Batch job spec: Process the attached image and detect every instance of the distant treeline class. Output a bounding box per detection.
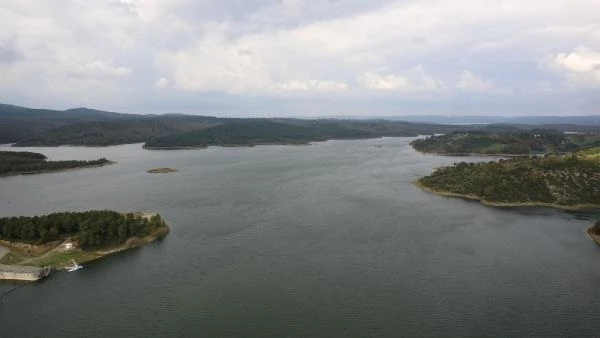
[143,119,474,148]
[418,155,600,206]
[4,102,600,147]
[411,130,600,155]
[0,210,166,249]
[0,151,111,175]
[144,120,375,148]
[13,117,218,146]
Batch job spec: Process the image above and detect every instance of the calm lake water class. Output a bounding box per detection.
[1,138,599,337]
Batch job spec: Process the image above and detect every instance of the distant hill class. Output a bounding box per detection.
[0,103,124,120]
[143,119,475,149]
[2,102,600,148]
[14,116,218,147]
[0,104,126,143]
[143,120,372,148]
[2,103,476,147]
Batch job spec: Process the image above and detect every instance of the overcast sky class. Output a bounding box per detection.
[1,0,599,116]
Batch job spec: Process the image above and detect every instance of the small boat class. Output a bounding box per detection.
[66,259,83,272]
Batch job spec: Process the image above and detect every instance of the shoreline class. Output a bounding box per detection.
[142,141,312,150]
[142,136,392,150]
[411,148,530,157]
[586,227,600,246]
[413,180,600,211]
[0,160,116,177]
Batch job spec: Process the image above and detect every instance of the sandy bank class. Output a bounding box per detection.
[0,245,8,260]
[587,227,600,246]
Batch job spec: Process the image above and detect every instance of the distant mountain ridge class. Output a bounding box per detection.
[2,102,600,147]
[0,103,124,120]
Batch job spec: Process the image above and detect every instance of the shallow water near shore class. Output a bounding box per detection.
[1,138,600,337]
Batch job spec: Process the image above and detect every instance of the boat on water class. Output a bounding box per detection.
[66,259,83,272]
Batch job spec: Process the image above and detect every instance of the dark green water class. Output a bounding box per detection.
[1,138,599,337]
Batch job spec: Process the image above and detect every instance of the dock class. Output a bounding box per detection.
[0,264,51,281]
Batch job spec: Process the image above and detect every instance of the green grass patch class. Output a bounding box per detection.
[23,251,100,268]
[0,251,26,265]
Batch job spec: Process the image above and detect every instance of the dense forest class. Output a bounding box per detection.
[0,210,167,249]
[143,119,483,148]
[0,104,125,144]
[4,102,600,148]
[0,151,111,176]
[13,116,219,146]
[411,130,600,155]
[144,120,373,148]
[418,155,600,207]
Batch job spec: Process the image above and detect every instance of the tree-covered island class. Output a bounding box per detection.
[0,210,170,269]
[0,151,113,176]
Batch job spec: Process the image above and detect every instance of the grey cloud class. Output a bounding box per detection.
[0,0,599,116]
[0,46,22,63]
[0,39,23,63]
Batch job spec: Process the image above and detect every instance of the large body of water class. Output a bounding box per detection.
[1,138,599,337]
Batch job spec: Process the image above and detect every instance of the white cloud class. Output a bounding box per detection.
[550,46,600,86]
[67,61,132,78]
[361,66,445,92]
[154,77,171,89]
[274,80,348,92]
[456,71,493,91]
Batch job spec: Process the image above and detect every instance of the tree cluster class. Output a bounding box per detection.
[0,210,166,249]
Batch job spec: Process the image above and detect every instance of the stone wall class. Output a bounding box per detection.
[0,265,50,281]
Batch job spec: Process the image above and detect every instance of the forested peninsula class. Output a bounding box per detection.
[411,131,600,155]
[0,151,112,176]
[415,154,600,209]
[0,210,169,269]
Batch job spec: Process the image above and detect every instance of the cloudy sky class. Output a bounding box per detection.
[1,0,599,116]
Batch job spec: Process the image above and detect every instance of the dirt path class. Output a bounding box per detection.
[0,245,8,260]
[19,240,69,265]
